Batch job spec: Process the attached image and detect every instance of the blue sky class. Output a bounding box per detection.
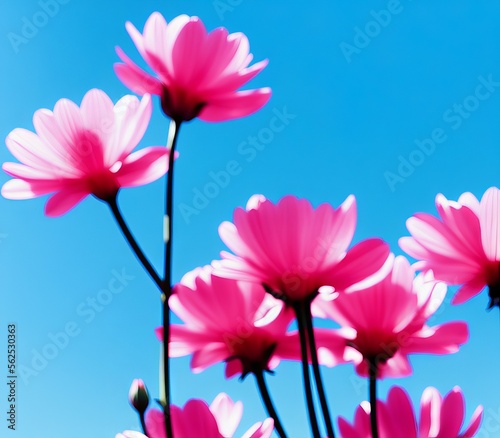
[1,1,500,436]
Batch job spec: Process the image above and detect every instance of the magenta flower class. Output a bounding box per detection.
[316,256,469,378]
[338,386,483,438]
[213,194,390,304]
[114,12,271,122]
[400,187,500,307]
[2,89,171,217]
[128,393,274,438]
[156,266,305,378]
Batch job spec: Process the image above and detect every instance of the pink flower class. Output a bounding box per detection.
[316,256,469,378]
[338,386,483,438]
[213,194,390,304]
[157,266,303,378]
[117,433,147,438]
[139,393,274,438]
[400,187,500,307]
[2,89,171,217]
[114,12,271,122]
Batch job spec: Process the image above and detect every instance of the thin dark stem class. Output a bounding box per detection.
[294,304,321,438]
[254,371,288,438]
[139,412,148,437]
[163,119,181,438]
[107,196,162,290]
[304,302,335,438]
[368,359,379,438]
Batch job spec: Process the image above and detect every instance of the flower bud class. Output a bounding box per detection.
[129,379,150,414]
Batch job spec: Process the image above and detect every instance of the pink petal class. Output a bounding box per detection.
[419,387,442,437]
[241,418,274,438]
[169,325,218,356]
[403,322,468,355]
[115,146,170,187]
[460,405,483,437]
[310,328,351,367]
[52,97,84,149]
[124,21,147,62]
[201,60,269,96]
[327,238,391,291]
[114,48,164,95]
[480,187,500,261]
[6,128,73,175]
[377,353,413,378]
[44,184,89,217]
[224,359,243,379]
[111,94,152,160]
[145,409,166,438]
[1,177,63,199]
[178,399,221,437]
[451,280,486,304]
[223,32,251,73]
[170,17,208,87]
[200,89,272,122]
[439,388,465,437]
[385,387,417,438]
[209,393,242,437]
[190,344,229,373]
[458,192,480,215]
[80,89,115,142]
[435,194,485,258]
[146,13,190,77]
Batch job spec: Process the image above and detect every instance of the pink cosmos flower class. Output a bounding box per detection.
[338,386,483,438]
[212,194,390,304]
[1,89,171,217]
[114,12,271,122]
[316,256,469,378]
[156,266,316,378]
[123,393,274,438]
[400,187,500,307]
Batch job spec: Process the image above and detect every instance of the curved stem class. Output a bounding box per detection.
[304,302,335,438]
[294,303,321,438]
[254,371,288,438]
[107,196,162,290]
[368,359,379,438]
[163,119,181,438]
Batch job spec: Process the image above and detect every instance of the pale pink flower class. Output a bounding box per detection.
[213,194,390,304]
[116,432,148,438]
[142,393,274,438]
[114,12,271,122]
[338,386,483,438]
[400,187,500,307]
[156,266,312,378]
[2,89,171,217]
[316,256,469,378]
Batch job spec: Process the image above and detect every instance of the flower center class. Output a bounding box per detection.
[348,330,400,364]
[224,328,276,376]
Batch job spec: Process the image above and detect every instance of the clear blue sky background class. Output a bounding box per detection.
[1,1,500,437]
